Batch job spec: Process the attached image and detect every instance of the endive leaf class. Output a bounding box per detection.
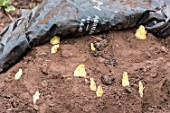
[90,78,97,91]
[122,72,130,87]
[135,25,147,40]
[50,36,60,45]
[74,64,86,77]
[96,86,103,97]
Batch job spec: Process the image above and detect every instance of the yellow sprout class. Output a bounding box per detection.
[90,43,96,51]
[122,72,130,87]
[90,78,97,91]
[139,81,144,97]
[14,69,23,80]
[50,36,60,45]
[51,44,59,54]
[74,64,86,77]
[135,25,147,40]
[96,86,103,97]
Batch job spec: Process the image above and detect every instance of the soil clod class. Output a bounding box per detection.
[101,76,115,85]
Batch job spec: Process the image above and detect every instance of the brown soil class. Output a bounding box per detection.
[0,0,170,113]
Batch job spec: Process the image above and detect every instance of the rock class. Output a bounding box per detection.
[101,76,115,85]
[160,46,168,53]
[94,39,109,51]
[104,58,117,67]
[12,101,19,108]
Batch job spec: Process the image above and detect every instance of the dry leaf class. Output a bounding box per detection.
[122,72,130,87]
[14,69,23,80]
[74,64,86,77]
[51,44,59,54]
[139,81,144,97]
[50,36,60,45]
[96,86,103,97]
[90,78,97,91]
[33,91,40,104]
[90,43,96,51]
[135,25,147,40]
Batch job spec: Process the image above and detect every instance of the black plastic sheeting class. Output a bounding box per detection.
[0,0,169,72]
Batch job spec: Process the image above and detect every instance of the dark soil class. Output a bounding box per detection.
[0,0,170,113]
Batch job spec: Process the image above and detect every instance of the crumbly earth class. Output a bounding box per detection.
[0,0,170,113]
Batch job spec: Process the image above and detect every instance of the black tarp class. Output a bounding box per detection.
[0,0,169,72]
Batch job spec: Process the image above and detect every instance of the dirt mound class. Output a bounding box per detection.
[0,29,169,112]
[0,0,170,112]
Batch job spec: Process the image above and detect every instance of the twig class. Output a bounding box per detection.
[6,13,14,21]
[2,7,14,22]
